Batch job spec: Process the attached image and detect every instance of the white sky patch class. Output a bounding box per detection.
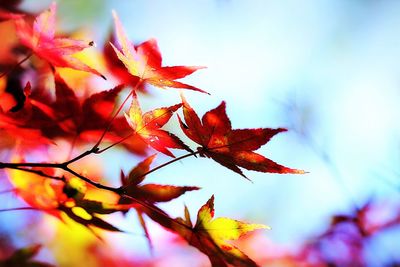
[334,79,399,168]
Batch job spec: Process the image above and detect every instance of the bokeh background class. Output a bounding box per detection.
[1,0,400,266]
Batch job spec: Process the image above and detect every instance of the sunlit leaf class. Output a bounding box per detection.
[14,2,104,78]
[124,92,191,157]
[111,11,207,93]
[179,96,305,179]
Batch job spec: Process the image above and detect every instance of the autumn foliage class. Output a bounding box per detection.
[1,2,399,267]
[0,2,307,266]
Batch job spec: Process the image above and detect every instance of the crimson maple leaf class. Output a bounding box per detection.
[14,2,104,78]
[0,82,56,150]
[118,154,199,250]
[120,154,199,204]
[124,91,192,157]
[111,11,207,93]
[50,75,147,155]
[178,96,305,179]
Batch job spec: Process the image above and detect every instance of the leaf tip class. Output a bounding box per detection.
[295,169,308,174]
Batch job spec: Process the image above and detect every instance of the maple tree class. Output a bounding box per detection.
[0,2,309,266]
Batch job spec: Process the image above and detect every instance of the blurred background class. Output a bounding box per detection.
[1,0,400,266]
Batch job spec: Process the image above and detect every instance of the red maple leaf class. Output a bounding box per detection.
[120,154,199,204]
[178,96,305,179]
[111,11,207,93]
[0,82,56,150]
[124,91,192,157]
[103,31,146,91]
[118,154,199,250]
[14,2,104,78]
[50,75,147,155]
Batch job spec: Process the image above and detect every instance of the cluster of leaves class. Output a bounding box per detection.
[0,2,304,266]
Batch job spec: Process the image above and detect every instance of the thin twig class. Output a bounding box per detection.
[64,167,121,193]
[63,147,99,166]
[95,132,134,154]
[0,207,42,212]
[93,80,142,150]
[0,53,32,79]
[126,150,200,186]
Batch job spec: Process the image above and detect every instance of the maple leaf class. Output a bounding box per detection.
[178,96,305,179]
[55,179,131,234]
[185,195,269,267]
[14,2,104,78]
[142,195,268,267]
[0,82,57,150]
[111,11,207,93]
[124,91,192,157]
[118,154,199,250]
[103,30,146,91]
[5,161,65,219]
[49,75,147,154]
[120,154,199,203]
[5,162,125,234]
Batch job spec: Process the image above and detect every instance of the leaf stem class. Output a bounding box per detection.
[121,194,192,230]
[93,79,142,150]
[63,147,99,166]
[95,132,134,154]
[131,150,200,183]
[0,207,42,212]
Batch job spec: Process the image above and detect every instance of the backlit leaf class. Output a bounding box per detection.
[179,96,305,179]
[14,2,104,78]
[111,11,207,93]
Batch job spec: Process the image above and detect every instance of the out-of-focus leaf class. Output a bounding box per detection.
[0,244,54,267]
[14,2,103,78]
